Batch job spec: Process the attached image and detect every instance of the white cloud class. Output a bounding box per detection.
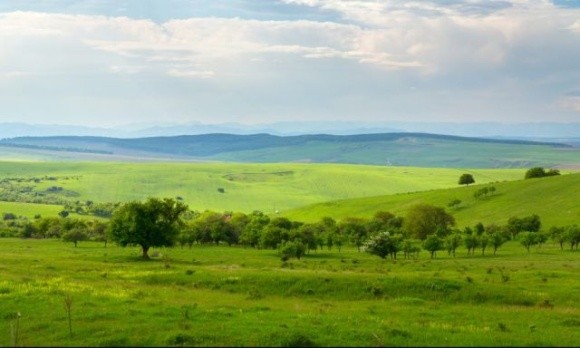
[0,2,579,125]
[559,96,580,112]
[167,68,215,79]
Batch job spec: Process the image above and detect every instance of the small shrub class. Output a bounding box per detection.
[280,332,318,347]
[389,329,411,338]
[539,299,554,309]
[370,285,383,297]
[166,333,196,347]
[497,322,510,332]
[247,287,264,300]
[97,336,130,347]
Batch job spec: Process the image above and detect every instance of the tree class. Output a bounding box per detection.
[488,231,506,255]
[565,225,579,250]
[107,197,188,259]
[363,231,402,260]
[366,211,399,233]
[521,214,541,232]
[519,232,539,253]
[62,228,88,247]
[87,219,108,247]
[240,211,269,248]
[525,167,560,179]
[464,234,479,256]
[297,223,321,254]
[445,232,462,257]
[279,240,306,261]
[404,204,455,240]
[525,167,546,179]
[447,199,462,210]
[423,235,444,259]
[458,173,475,186]
[479,233,489,255]
[338,217,368,251]
[549,226,566,250]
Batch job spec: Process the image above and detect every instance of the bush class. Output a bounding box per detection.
[279,240,306,260]
[166,333,196,346]
[280,332,318,347]
[525,167,560,179]
[3,213,16,220]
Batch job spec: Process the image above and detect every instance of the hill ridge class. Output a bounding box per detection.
[0,132,577,168]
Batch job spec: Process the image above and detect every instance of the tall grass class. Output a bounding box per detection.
[0,238,577,346]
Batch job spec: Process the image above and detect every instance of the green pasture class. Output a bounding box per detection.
[283,172,580,228]
[0,201,62,219]
[0,238,577,346]
[0,161,526,214]
[210,138,580,168]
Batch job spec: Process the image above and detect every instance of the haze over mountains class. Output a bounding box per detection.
[1,121,579,144]
[1,132,578,169]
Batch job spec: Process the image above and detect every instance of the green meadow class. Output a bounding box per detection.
[0,161,526,215]
[0,160,578,347]
[283,172,580,228]
[0,201,62,219]
[0,238,578,347]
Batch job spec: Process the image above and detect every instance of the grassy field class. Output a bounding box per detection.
[0,238,577,347]
[0,201,62,219]
[0,161,527,215]
[211,137,580,168]
[283,172,580,228]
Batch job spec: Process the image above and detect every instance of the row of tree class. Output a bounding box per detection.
[2,198,578,260]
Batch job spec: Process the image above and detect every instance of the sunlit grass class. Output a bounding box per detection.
[0,238,577,346]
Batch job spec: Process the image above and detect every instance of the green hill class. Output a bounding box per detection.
[0,161,526,214]
[282,172,580,229]
[1,132,578,168]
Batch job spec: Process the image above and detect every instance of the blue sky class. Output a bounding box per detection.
[0,0,579,127]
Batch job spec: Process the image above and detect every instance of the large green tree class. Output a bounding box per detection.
[107,197,188,259]
[404,204,455,240]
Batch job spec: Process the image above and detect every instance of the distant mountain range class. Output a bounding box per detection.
[0,132,578,168]
[0,121,579,145]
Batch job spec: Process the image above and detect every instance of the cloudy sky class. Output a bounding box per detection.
[0,0,579,127]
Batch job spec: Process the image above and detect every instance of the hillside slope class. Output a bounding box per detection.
[0,161,526,214]
[282,173,580,228]
[1,133,578,168]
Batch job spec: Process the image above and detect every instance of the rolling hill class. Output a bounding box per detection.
[1,132,578,168]
[0,162,527,214]
[282,172,580,229]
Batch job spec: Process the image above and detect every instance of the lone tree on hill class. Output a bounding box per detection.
[107,197,188,259]
[458,173,475,186]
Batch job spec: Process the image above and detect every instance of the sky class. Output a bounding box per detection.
[0,0,579,128]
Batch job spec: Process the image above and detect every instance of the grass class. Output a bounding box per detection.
[3,134,579,168]
[283,172,580,228]
[0,201,62,219]
[209,137,580,168]
[0,238,577,346]
[0,161,527,215]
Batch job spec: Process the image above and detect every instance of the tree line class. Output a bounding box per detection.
[1,197,578,260]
